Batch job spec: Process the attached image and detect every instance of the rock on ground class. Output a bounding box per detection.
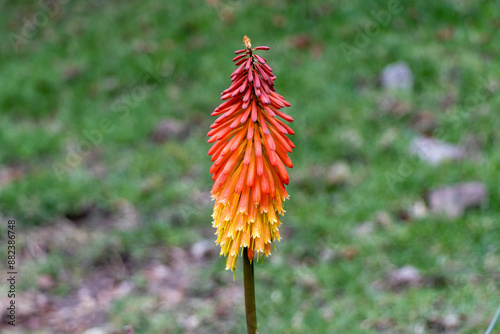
[381,62,413,91]
[427,182,488,218]
[409,136,466,165]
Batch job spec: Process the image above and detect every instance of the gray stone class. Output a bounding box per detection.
[381,62,413,91]
[409,136,465,165]
[427,182,487,218]
[388,265,422,288]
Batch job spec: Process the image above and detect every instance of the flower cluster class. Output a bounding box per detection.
[208,36,294,270]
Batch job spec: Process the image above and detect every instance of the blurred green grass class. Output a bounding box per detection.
[1,0,500,333]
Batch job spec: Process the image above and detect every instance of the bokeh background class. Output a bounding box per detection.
[1,0,500,333]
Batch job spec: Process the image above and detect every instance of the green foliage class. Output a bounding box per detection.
[0,0,499,333]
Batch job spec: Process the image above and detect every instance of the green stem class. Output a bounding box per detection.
[485,305,500,334]
[243,248,257,334]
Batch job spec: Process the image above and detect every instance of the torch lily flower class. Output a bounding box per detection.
[208,36,294,270]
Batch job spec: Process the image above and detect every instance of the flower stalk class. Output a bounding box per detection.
[243,248,257,334]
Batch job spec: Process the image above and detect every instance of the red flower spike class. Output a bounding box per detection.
[208,36,294,271]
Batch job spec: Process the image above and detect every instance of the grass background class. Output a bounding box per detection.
[0,0,499,333]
